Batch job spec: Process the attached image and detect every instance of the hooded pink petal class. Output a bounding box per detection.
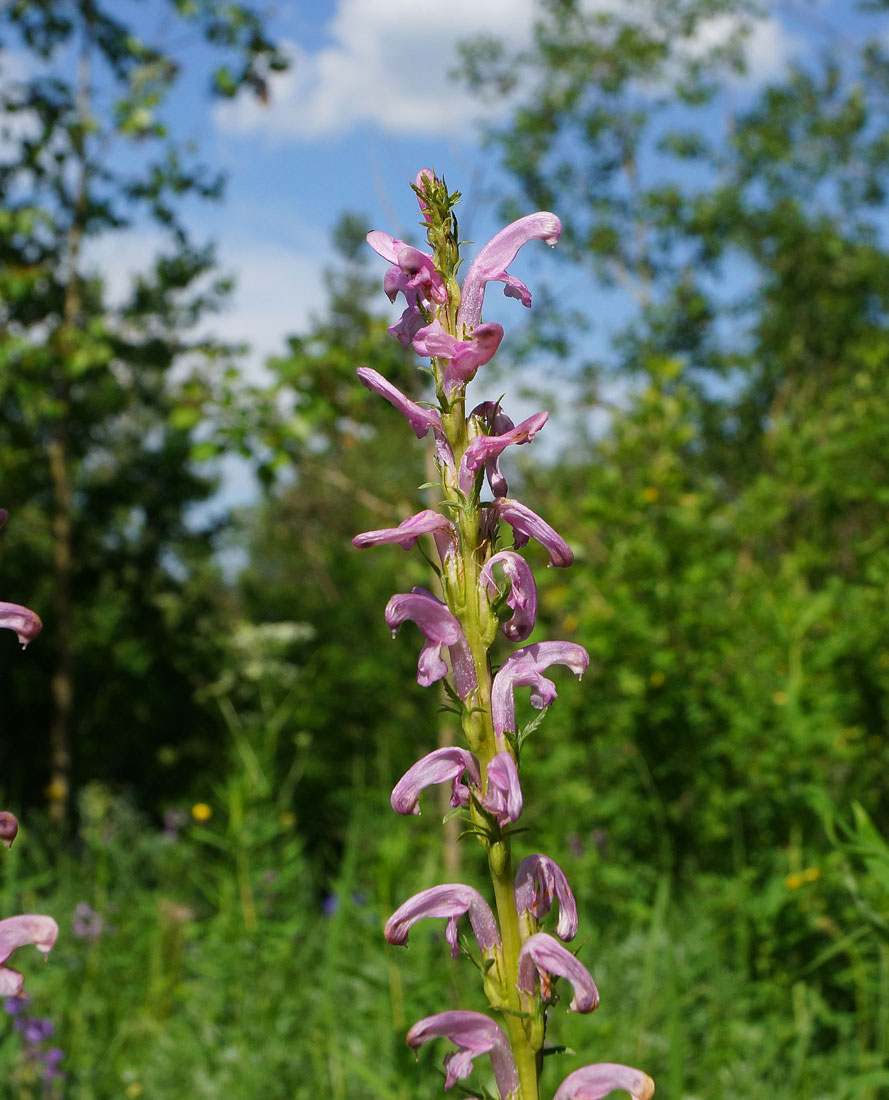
[0,914,59,999]
[353,510,457,553]
[458,212,562,329]
[492,498,573,567]
[413,320,505,395]
[407,1010,519,1099]
[391,747,482,816]
[514,854,578,941]
[553,1064,656,1100]
[481,752,523,826]
[386,884,500,959]
[480,551,538,643]
[386,588,477,698]
[491,641,589,740]
[518,932,599,1013]
[0,602,42,648]
[460,412,549,496]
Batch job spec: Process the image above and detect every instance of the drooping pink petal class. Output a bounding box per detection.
[386,884,500,960]
[356,368,442,440]
[482,752,523,826]
[480,551,538,643]
[492,498,573,567]
[460,411,549,496]
[353,510,457,553]
[385,588,477,698]
[0,915,59,999]
[491,641,589,740]
[0,811,18,849]
[458,212,562,329]
[518,932,599,1013]
[470,403,516,497]
[407,1010,519,1099]
[553,1063,656,1100]
[386,588,464,687]
[514,854,578,941]
[391,747,482,816]
[0,602,42,648]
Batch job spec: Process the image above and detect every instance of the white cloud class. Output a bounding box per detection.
[686,11,801,85]
[214,0,536,141]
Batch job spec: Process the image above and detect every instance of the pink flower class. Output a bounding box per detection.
[491,641,589,740]
[386,588,477,699]
[386,884,500,960]
[391,747,481,816]
[414,319,504,396]
[483,752,523,826]
[353,510,458,564]
[0,915,59,998]
[491,498,573,567]
[553,1064,656,1100]
[480,551,538,643]
[460,411,549,496]
[366,231,447,348]
[514,854,578,941]
[458,212,562,329]
[518,932,599,1013]
[407,1010,520,1099]
[0,511,41,648]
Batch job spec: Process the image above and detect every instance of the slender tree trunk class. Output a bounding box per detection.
[47,12,91,823]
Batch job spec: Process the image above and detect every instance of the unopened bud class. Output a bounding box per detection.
[0,811,19,848]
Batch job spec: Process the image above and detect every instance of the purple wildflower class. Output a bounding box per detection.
[480,551,538,643]
[553,1064,656,1100]
[413,319,505,395]
[385,884,501,960]
[514,854,578,942]
[385,587,477,698]
[458,212,562,329]
[518,932,599,1013]
[390,747,481,816]
[483,752,524,826]
[72,902,104,940]
[491,498,574,567]
[406,1010,520,1099]
[460,411,549,496]
[491,641,589,740]
[353,510,458,564]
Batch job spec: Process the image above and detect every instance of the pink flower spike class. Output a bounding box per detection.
[491,641,589,740]
[0,602,42,648]
[482,752,523,825]
[514,854,578,941]
[0,915,59,998]
[480,551,538,643]
[353,509,457,553]
[391,747,481,816]
[386,884,501,960]
[407,1010,520,1099]
[0,811,18,849]
[493,498,573,567]
[518,932,599,1013]
[460,412,549,496]
[458,212,562,329]
[356,368,443,440]
[553,1064,656,1100]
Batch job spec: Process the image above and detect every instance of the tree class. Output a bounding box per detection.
[458,0,889,870]
[0,0,286,819]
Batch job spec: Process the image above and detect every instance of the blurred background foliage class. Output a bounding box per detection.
[2,0,889,1097]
